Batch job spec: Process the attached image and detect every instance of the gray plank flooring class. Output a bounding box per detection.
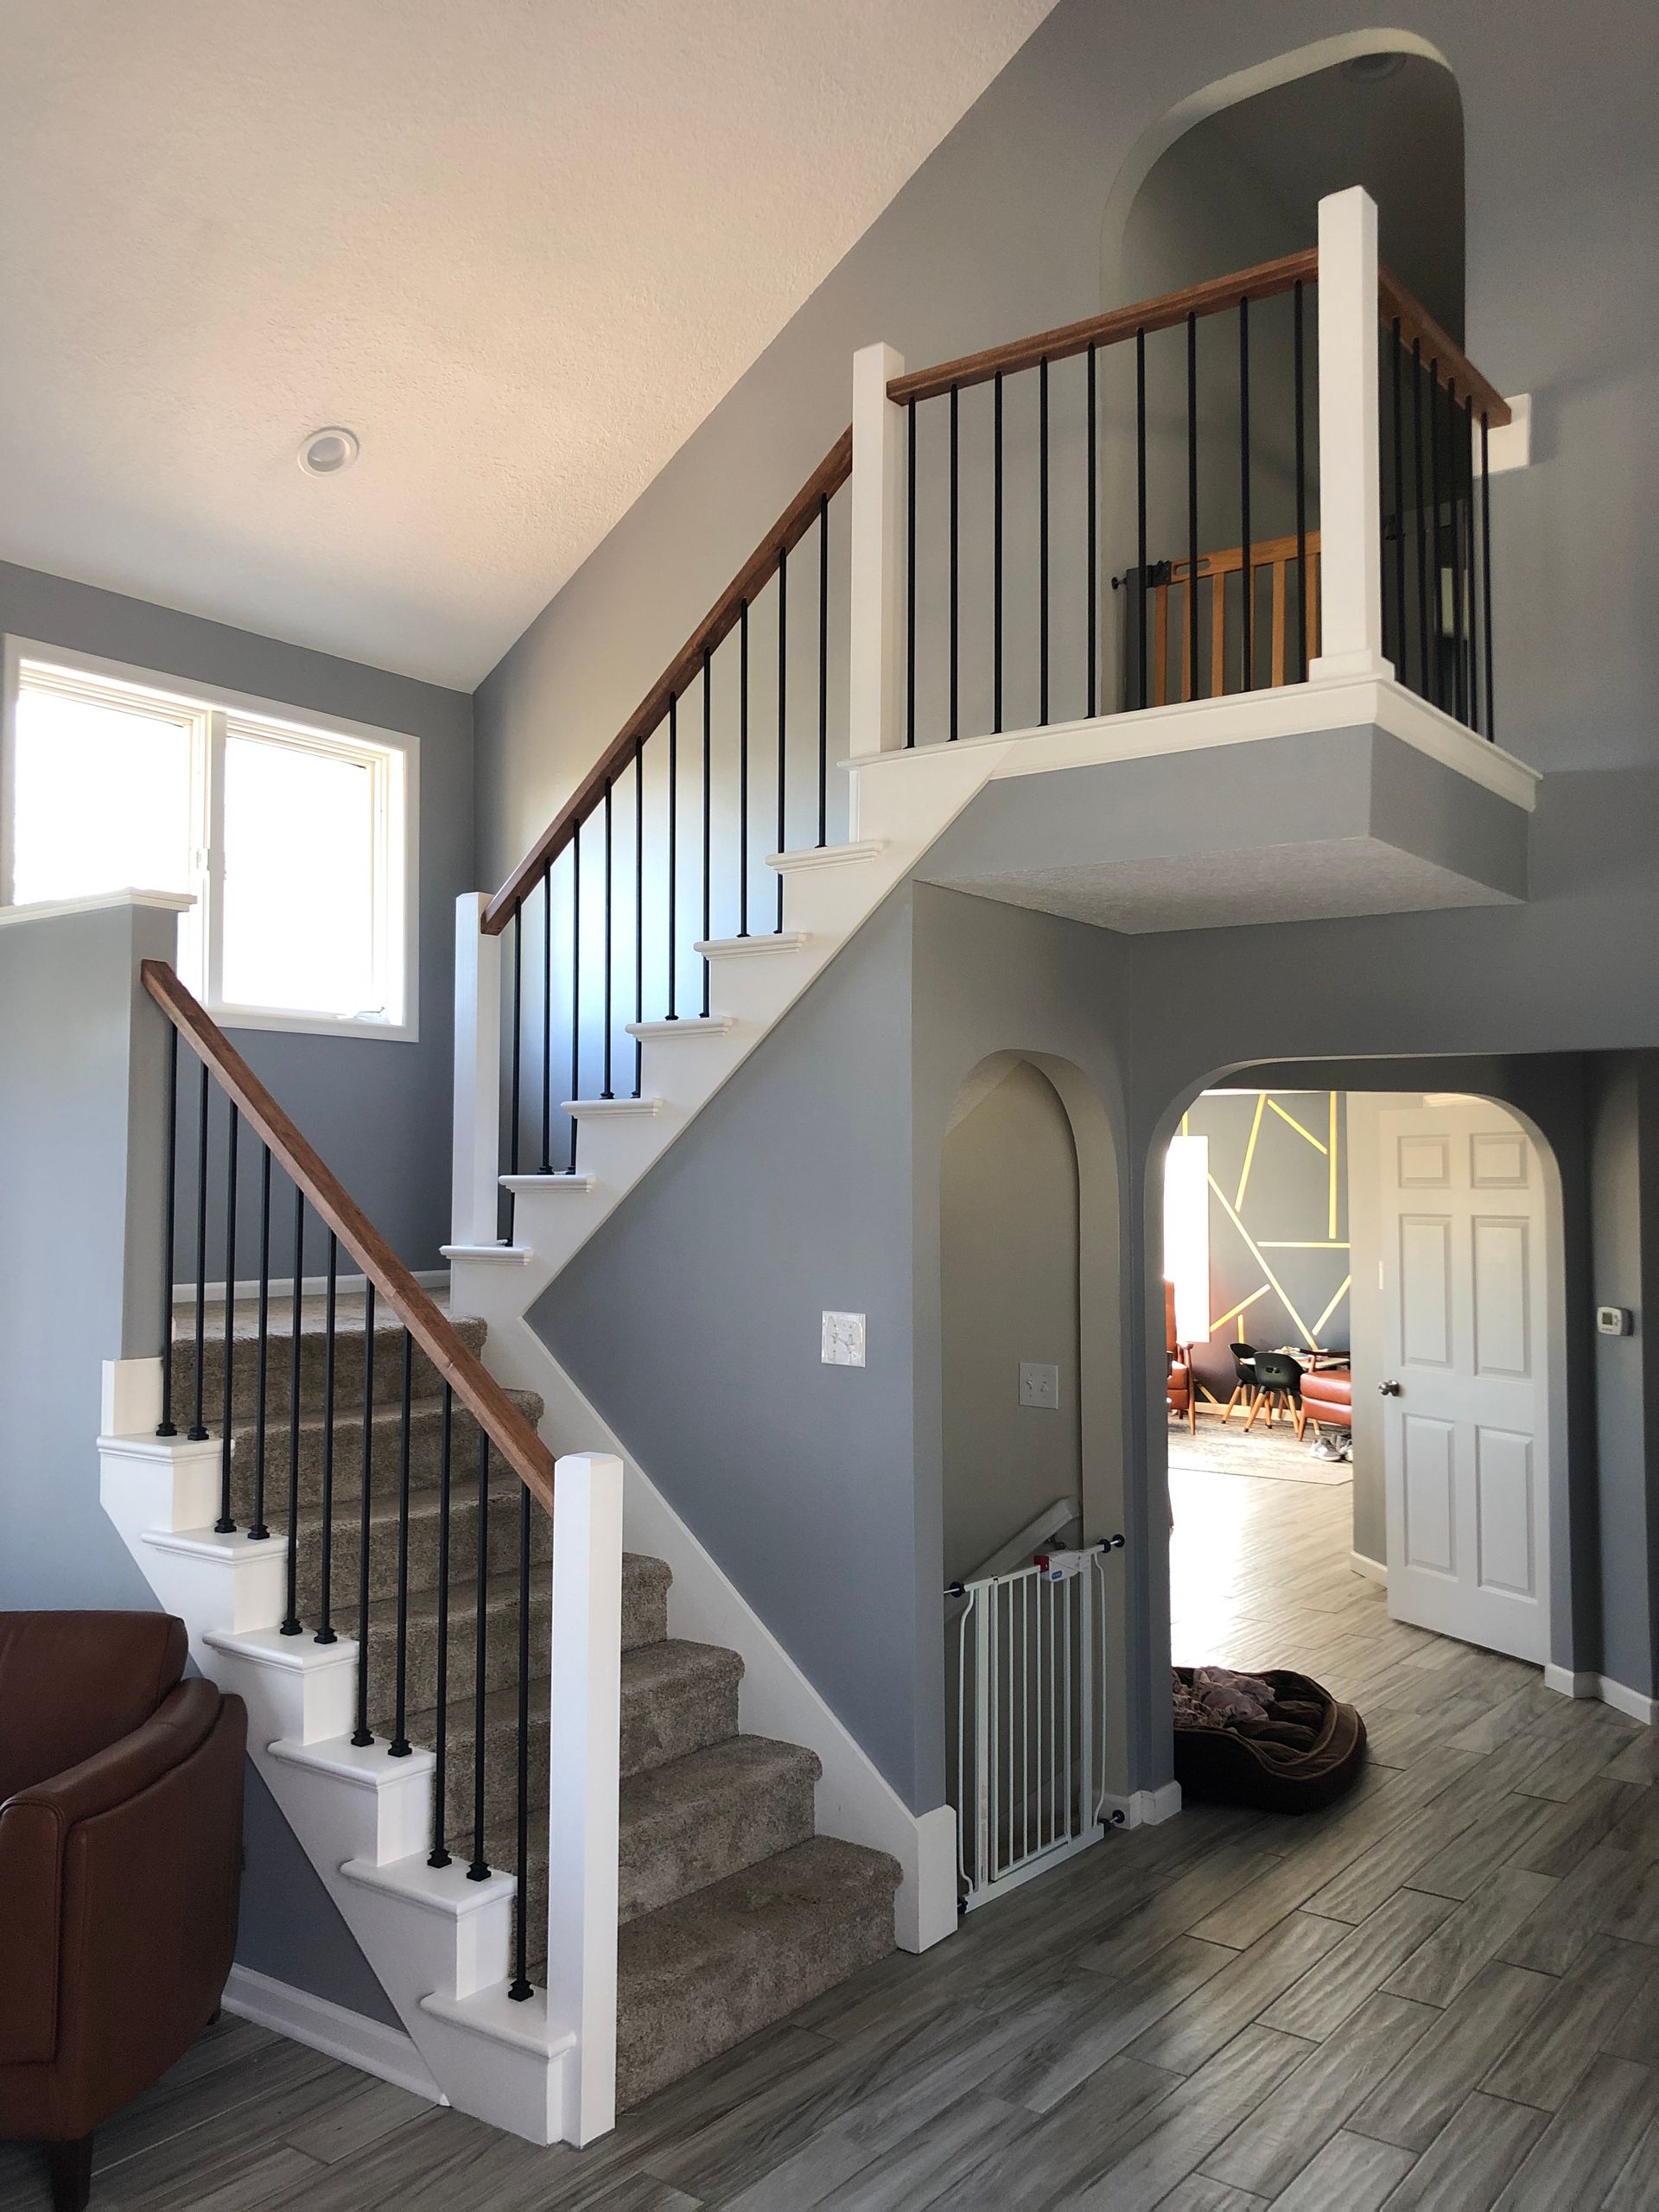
[3,1459,1657,2208]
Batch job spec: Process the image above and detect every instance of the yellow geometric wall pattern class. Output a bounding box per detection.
[1178,1090,1350,1404]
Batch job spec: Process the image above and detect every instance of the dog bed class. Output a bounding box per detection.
[1172,1664,1366,1813]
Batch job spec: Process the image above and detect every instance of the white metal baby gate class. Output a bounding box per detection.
[949,1544,1114,1910]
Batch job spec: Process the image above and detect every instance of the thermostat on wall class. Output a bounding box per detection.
[1597,1305,1633,1337]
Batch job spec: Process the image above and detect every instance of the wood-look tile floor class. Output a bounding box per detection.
[6,1464,1658,2209]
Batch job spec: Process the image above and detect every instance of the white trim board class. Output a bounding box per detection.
[1350,1551,1389,1586]
[848,672,1539,813]
[221,1965,447,2104]
[1543,1666,1656,1727]
[0,886,194,926]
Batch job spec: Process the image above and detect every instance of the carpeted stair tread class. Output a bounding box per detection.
[223,1388,543,1516]
[613,1837,902,2107]
[285,1472,549,1621]
[616,1734,821,1923]
[620,1637,743,1778]
[170,1307,488,1416]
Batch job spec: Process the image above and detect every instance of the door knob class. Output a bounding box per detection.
[1378,1379,1402,1395]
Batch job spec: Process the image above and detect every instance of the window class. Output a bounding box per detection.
[2,640,417,1039]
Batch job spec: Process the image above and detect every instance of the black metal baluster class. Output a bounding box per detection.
[1039,357,1051,725]
[1413,340,1430,702]
[1478,396,1486,734]
[539,862,553,1173]
[188,1062,209,1440]
[568,825,582,1162]
[351,1278,377,1745]
[1448,378,1466,725]
[157,1027,179,1437]
[509,1478,533,2001]
[1390,317,1406,684]
[1428,358,1445,710]
[1086,343,1098,717]
[701,649,712,1017]
[1188,311,1199,699]
[390,1328,414,1756]
[249,1147,271,1540]
[948,383,959,742]
[315,1231,340,1644]
[467,1431,491,1881]
[428,1384,454,1868]
[601,779,613,1096]
[507,901,523,1235]
[1239,297,1253,692]
[1135,328,1147,709]
[666,692,678,1018]
[817,494,829,848]
[906,396,917,747]
[993,370,1004,734]
[1480,410,1496,742]
[776,543,788,916]
[214,1103,238,1531]
[740,598,753,934]
[633,734,645,1092]
[281,1188,304,1635]
[1295,286,1310,682]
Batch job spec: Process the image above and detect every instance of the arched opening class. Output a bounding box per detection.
[1097,39,1465,708]
[1151,1075,1571,1801]
[937,1049,1135,1909]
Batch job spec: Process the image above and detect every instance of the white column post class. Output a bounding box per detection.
[849,341,907,765]
[545,1451,623,2148]
[451,893,502,1248]
[1308,187,1394,684]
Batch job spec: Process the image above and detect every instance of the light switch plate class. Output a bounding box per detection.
[1020,1361,1060,1409]
[822,1311,867,1367]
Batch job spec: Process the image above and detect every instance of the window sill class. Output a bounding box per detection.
[212,1003,419,1046]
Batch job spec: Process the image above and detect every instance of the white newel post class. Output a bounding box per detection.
[1308,187,1394,685]
[451,893,502,1249]
[546,1452,623,2147]
[849,341,907,777]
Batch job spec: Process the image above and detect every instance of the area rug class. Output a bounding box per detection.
[1168,1412,1352,1488]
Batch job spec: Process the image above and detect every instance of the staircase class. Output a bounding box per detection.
[161,1297,899,2113]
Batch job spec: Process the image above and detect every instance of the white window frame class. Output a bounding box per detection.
[0,635,419,1043]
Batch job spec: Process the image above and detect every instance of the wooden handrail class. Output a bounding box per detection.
[484,426,853,935]
[1376,270,1510,427]
[141,959,558,1515]
[887,249,1320,405]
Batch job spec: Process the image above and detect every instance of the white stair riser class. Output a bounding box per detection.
[696,945,822,1026]
[98,1379,576,2145]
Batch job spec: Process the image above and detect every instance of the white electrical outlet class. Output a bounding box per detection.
[1020,1362,1060,1409]
[822,1311,867,1367]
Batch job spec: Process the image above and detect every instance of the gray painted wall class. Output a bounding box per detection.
[940,1060,1082,1585]
[474,0,1659,864]
[0,899,397,2026]
[2,557,473,1273]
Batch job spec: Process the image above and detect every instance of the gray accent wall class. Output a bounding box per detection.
[0,898,397,2027]
[2,558,474,1272]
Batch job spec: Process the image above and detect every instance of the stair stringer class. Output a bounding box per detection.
[448,741,1019,1957]
[95,1359,587,2148]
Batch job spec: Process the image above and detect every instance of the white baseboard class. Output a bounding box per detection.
[1543,1665,1656,1726]
[1099,1782,1182,1829]
[222,1965,447,2103]
[1350,1551,1388,1586]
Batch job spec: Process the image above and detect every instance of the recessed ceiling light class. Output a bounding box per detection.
[299,427,359,476]
[1341,51,1407,83]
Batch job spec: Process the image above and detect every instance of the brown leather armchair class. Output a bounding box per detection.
[0,1613,245,2211]
[1165,1279,1196,1433]
[1300,1365,1353,1438]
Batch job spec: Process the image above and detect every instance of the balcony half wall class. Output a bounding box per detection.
[899,676,1534,935]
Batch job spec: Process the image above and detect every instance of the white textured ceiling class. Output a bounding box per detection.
[0,2,1055,688]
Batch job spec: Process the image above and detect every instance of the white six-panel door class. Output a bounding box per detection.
[1379,1102,1550,1663]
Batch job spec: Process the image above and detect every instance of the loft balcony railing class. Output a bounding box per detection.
[459,186,1511,1236]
